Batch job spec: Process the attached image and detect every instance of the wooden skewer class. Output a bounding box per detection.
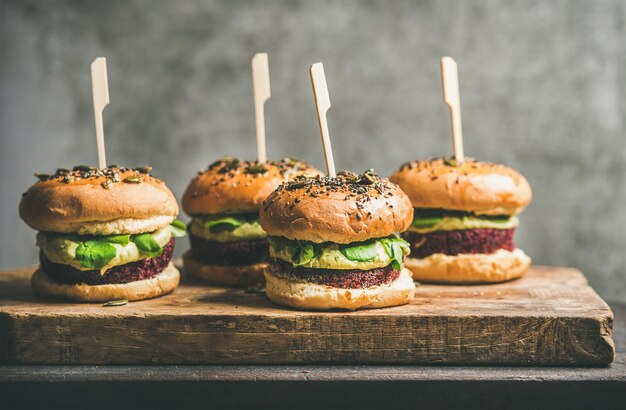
[441,56,464,164]
[252,53,271,164]
[91,57,110,169]
[309,62,336,177]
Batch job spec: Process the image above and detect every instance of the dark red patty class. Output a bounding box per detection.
[40,238,175,285]
[403,228,514,258]
[269,259,401,289]
[189,234,268,266]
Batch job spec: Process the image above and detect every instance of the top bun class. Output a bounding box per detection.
[390,158,532,215]
[260,170,414,244]
[19,166,179,235]
[182,157,321,215]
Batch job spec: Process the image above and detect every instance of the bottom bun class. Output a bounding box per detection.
[31,262,180,302]
[264,267,415,311]
[405,248,531,284]
[183,250,266,287]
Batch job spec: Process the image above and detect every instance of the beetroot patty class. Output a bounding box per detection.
[40,238,175,285]
[189,234,268,266]
[403,228,514,258]
[269,259,401,289]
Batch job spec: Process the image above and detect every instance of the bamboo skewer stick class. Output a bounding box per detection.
[91,57,110,169]
[441,56,465,164]
[252,53,271,163]
[309,62,336,177]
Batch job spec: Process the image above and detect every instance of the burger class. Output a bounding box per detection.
[390,157,532,284]
[19,165,185,302]
[182,157,321,287]
[260,170,416,310]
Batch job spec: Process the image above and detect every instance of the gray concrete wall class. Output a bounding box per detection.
[1,0,625,301]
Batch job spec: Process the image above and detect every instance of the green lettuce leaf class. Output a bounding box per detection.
[200,214,260,234]
[132,233,163,257]
[411,216,443,229]
[293,243,316,267]
[381,236,410,271]
[339,242,378,262]
[103,234,130,245]
[269,237,317,267]
[270,235,409,269]
[75,240,117,269]
[412,208,512,229]
[411,208,446,229]
[203,217,243,233]
[268,236,294,253]
[170,220,187,238]
[471,215,511,224]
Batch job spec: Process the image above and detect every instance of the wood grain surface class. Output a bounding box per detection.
[0,265,614,366]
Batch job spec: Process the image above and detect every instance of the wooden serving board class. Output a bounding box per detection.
[0,265,615,366]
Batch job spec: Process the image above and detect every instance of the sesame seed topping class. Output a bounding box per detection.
[33,165,152,189]
[265,169,398,209]
[397,157,507,173]
[198,156,314,185]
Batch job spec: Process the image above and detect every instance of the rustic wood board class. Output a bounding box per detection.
[0,265,615,366]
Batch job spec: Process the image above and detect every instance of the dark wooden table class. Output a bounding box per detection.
[0,265,616,367]
[0,302,624,409]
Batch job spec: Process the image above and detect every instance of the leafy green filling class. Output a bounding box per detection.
[339,243,378,263]
[105,234,131,245]
[292,243,317,267]
[412,208,512,229]
[380,237,408,271]
[75,240,118,270]
[268,237,318,267]
[169,220,187,237]
[268,235,409,270]
[132,233,163,257]
[200,214,259,233]
[48,221,186,270]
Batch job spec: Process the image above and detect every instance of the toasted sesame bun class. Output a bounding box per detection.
[260,171,414,244]
[390,158,532,215]
[31,262,180,302]
[19,167,178,234]
[264,267,415,310]
[182,250,266,287]
[182,158,321,215]
[405,248,531,284]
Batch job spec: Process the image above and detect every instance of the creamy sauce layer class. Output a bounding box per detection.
[409,215,519,234]
[190,217,266,242]
[37,227,171,273]
[270,241,409,270]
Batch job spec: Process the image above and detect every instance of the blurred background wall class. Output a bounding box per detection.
[1,0,625,302]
